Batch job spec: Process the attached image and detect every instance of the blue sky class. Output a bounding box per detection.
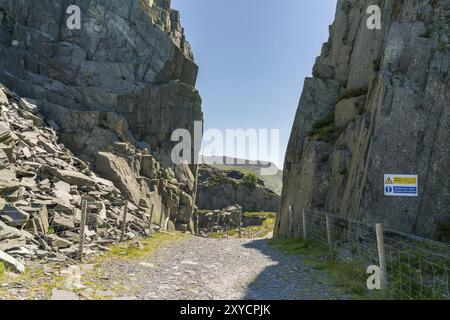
[172,0,337,168]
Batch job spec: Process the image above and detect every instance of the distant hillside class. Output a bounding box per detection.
[201,156,283,195]
[196,165,280,212]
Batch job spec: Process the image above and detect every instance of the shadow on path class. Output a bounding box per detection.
[241,239,348,300]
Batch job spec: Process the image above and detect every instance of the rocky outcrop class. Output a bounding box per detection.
[197,165,280,212]
[276,1,450,239]
[202,156,284,195]
[0,0,203,168]
[197,205,242,236]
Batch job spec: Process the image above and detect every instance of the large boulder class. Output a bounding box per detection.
[96,151,147,205]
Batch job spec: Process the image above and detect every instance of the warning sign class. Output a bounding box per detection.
[384,174,418,197]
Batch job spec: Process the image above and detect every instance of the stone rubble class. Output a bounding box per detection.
[197,205,242,236]
[0,84,198,270]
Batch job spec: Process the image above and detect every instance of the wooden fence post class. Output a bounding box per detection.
[376,223,388,293]
[159,206,165,229]
[196,213,200,235]
[302,209,307,239]
[239,207,242,238]
[148,204,155,235]
[120,200,128,242]
[165,208,171,231]
[325,212,333,255]
[79,200,87,262]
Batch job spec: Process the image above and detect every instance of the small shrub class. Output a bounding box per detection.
[437,41,446,51]
[336,87,369,103]
[391,0,404,21]
[372,58,381,72]
[423,27,434,39]
[436,218,450,244]
[242,172,260,186]
[312,111,335,131]
[308,123,344,145]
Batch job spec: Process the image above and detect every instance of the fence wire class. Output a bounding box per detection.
[0,200,167,262]
[289,208,449,300]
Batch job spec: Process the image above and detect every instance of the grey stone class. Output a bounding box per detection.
[47,234,73,249]
[51,289,79,301]
[0,249,25,273]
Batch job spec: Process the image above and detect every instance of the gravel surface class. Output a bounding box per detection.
[90,237,348,300]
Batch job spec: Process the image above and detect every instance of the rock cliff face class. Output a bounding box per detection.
[276,0,450,239]
[197,165,280,212]
[0,0,203,232]
[0,0,202,167]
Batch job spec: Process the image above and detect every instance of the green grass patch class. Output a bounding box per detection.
[0,262,5,279]
[336,87,369,103]
[308,124,344,144]
[241,172,260,187]
[312,111,335,131]
[210,212,276,239]
[97,232,187,260]
[307,111,344,144]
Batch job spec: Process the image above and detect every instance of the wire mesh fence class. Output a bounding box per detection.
[0,200,169,263]
[288,208,449,300]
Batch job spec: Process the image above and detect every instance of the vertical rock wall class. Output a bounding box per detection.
[276,0,450,239]
[0,0,203,167]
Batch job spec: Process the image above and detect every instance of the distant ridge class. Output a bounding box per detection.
[200,155,283,195]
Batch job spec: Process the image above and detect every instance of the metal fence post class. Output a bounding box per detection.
[302,209,307,239]
[120,200,128,242]
[376,223,388,294]
[325,212,333,255]
[79,200,87,262]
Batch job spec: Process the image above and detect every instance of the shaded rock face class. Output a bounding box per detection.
[276,0,450,239]
[196,165,280,212]
[0,84,160,261]
[0,0,203,168]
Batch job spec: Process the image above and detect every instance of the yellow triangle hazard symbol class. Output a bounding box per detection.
[385,177,393,184]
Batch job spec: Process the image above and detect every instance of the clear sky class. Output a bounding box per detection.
[172,0,338,169]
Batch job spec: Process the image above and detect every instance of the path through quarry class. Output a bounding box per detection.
[82,236,348,300]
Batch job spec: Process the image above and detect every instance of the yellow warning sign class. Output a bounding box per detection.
[385,177,393,184]
[394,177,417,185]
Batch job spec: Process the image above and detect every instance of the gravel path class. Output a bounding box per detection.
[90,237,348,300]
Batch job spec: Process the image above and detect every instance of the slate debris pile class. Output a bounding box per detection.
[0,84,158,272]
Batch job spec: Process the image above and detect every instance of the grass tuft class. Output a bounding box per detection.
[0,262,5,279]
[269,238,383,299]
[98,232,187,261]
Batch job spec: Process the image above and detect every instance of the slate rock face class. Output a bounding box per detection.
[276,0,450,239]
[0,0,203,167]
